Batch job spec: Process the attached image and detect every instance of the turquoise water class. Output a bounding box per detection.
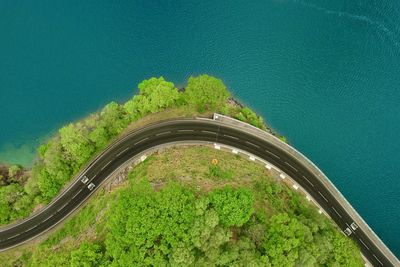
[1,0,399,256]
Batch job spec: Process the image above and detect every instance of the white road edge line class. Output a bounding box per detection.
[177,129,194,132]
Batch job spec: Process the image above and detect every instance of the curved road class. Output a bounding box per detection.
[0,118,398,266]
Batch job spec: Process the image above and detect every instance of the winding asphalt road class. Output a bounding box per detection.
[0,118,397,266]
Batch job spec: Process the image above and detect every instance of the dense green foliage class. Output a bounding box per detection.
[124,77,180,118]
[184,74,230,111]
[209,187,254,227]
[0,165,31,223]
[21,179,362,267]
[234,107,266,130]
[1,146,363,267]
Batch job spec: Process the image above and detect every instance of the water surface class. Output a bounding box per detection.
[0,0,399,256]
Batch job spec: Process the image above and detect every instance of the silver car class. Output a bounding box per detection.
[87,183,95,191]
[344,227,352,236]
[350,222,359,231]
[80,175,89,184]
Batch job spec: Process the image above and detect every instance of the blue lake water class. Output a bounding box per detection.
[0,0,399,256]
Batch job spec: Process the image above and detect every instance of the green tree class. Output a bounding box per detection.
[124,77,179,117]
[8,164,22,179]
[183,75,230,111]
[88,126,110,150]
[235,107,265,129]
[35,142,73,201]
[330,230,363,266]
[106,180,197,265]
[262,213,311,267]
[209,186,254,227]
[98,102,128,137]
[59,123,95,169]
[70,242,105,267]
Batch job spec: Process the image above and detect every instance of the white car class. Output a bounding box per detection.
[87,183,95,191]
[80,176,89,184]
[344,227,352,236]
[350,222,359,231]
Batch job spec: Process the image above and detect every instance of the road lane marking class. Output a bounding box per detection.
[249,156,255,161]
[332,207,342,218]
[285,161,298,172]
[279,173,286,179]
[116,147,130,157]
[223,134,239,140]
[359,238,370,250]
[265,164,272,170]
[101,160,112,171]
[57,202,69,212]
[245,141,260,148]
[72,188,83,200]
[6,233,21,240]
[318,191,329,202]
[42,216,52,223]
[24,225,38,233]
[302,175,314,187]
[265,149,280,159]
[156,131,171,136]
[177,129,194,132]
[372,254,383,266]
[134,137,149,145]
[201,130,217,135]
[292,184,299,190]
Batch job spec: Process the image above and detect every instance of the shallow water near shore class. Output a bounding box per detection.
[1,0,399,256]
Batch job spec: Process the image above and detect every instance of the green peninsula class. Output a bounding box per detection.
[0,75,363,266]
